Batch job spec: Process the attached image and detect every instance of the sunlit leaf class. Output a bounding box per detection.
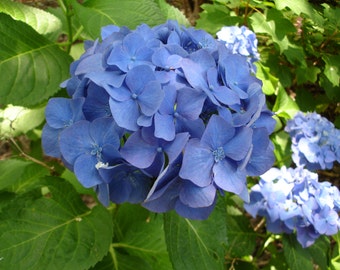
[0,105,45,138]
[0,177,113,270]
[323,54,340,87]
[0,0,61,39]
[71,0,167,39]
[274,0,324,25]
[272,86,299,119]
[0,13,72,107]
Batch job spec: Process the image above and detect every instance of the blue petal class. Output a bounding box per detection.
[201,115,235,150]
[154,113,176,141]
[175,199,216,220]
[74,154,102,188]
[163,132,189,164]
[109,98,139,131]
[41,124,61,158]
[120,130,157,168]
[177,87,206,120]
[138,81,164,116]
[59,120,92,165]
[179,181,216,208]
[223,126,252,161]
[179,139,214,187]
[89,118,120,148]
[213,160,247,199]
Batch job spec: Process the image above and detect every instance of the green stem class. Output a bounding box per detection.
[57,0,74,53]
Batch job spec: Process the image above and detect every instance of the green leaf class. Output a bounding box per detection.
[0,105,45,138]
[0,13,73,107]
[106,203,171,270]
[71,0,167,39]
[271,130,292,167]
[255,62,279,95]
[0,159,49,193]
[274,0,324,25]
[306,236,330,270]
[156,0,189,26]
[0,177,113,270]
[225,197,257,258]
[250,11,291,53]
[283,44,306,67]
[323,54,340,87]
[164,196,227,270]
[0,0,62,39]
[196,3,242,34]
[282,234,314,270]
[272,86,299,119]
[320,73,340,102]
[296,66,320,85]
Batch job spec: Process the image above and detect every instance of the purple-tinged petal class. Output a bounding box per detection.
[175,199,216,220]
[213,160,247,198]
[179,139,213,187]
[74,154,102,188]
[120,130,157,168]
[179,181,216,208]
[109,98,139,131]
[59,120,92,165]
[138,81,164,116]
[41,124,61,158]
[201,115,235,149]
[154,113,176,141]
[223,126,252,161]
[163,132,190,164]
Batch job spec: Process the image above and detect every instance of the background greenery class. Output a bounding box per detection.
[0,0,339,269]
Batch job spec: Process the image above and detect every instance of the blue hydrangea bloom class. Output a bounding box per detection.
[42,20,275,219]
[285,111,340,170]
[216,25,260,72]
[244,166,340,247]
[42,97,85,158]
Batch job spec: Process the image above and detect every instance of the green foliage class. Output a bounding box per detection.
[164,196,227,270]
[1,0,340,269]
[0,13,72,107]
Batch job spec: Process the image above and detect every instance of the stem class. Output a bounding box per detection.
[57,0,74,53]
[9,137,55,173]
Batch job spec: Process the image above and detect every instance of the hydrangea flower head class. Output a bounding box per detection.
[42,20,275,219]
[216,25,260,71]
[244,166,340,247]
[285,111,340,170]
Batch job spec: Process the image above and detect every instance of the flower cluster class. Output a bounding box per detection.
[216,25,260,72]
[42,20,275,219]
[244,166,340,247]
[285,111,340,170]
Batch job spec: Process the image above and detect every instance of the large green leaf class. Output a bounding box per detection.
[323,54,340,87]
[109,203,171,270]
[0,159,48,193]
[272,86,299,119]
[224,196,257,259]
[282,234,314,270]
[0,177,113,270]
[0,0,61,39]
[164,196,227,270]
[71,0,168,39]
[0,13,72,107]
[274,0,324,25]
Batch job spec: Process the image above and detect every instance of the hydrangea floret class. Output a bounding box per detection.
[285,111,340,170]
[42,20,275,219]
[216,25,260,72]
[244,166,340,247]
